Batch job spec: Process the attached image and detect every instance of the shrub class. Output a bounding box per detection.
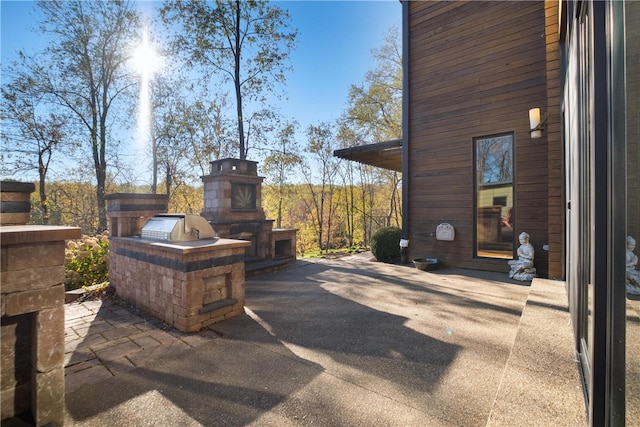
[370,226,402,262]
[64,231,110,291]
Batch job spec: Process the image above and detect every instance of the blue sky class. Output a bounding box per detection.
[1,0,400,125]
[281,1,401,127]
[1,1,401,181]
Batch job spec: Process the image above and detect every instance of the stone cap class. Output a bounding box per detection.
[207,158,259,176]
[105,193,169,201]
[112,236,251,255]
[1,181,35,193]
[106,193,168,217]
[0,225,81,245]
[1,181,36,225]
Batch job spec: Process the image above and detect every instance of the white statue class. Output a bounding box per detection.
[508,232,536,281]
[626,235,640,295]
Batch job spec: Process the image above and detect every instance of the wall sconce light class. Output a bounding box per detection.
[528,108,546,139]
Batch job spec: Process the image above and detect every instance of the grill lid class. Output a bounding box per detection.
[141,213,215,242]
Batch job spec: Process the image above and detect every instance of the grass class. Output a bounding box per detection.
[300,246,367,259]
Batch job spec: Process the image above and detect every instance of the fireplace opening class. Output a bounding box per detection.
[275,239,293,258]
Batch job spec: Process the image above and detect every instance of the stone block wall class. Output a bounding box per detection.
[105,193,168,237]
[201,173,266,223]
[202,159,264,221]
[212,220,274,259]
[272,228,298,259]
[109,237,251,333]
[1,225,81,426]
[1,181,35,226]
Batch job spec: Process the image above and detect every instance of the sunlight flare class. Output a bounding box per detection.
[133,29,161,156]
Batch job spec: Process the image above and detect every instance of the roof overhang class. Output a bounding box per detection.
[333,139,402,172]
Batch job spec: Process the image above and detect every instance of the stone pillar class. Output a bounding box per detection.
[1,225,81,426]
[1,181,35,226]
[105,193,168,237]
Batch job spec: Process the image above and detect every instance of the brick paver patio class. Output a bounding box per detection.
[64,297,219,394]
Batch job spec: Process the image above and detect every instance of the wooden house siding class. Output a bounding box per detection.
[407,1,550,274]
[544,0,563,279]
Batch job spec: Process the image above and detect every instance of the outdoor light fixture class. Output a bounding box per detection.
[529,108,546,139]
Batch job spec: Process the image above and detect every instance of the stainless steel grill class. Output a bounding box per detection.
[141,214,215,242]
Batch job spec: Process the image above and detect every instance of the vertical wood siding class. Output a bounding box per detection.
[408,1,550,274]
[544,0,564,279]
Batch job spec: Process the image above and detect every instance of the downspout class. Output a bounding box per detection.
[401,0,410,254]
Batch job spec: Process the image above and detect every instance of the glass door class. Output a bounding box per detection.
[564,0,594,401]
[623,1,640,424]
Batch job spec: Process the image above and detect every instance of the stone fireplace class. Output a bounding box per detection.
[202,159,272,259]
[201,158,297,268]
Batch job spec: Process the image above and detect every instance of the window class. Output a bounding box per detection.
[474,133,514,259]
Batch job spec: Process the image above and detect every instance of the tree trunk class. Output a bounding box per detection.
[96,167,107,233]
[38,156,49,225]
[151,104,157,194]
[386,172,399,227]
[234,1,245,160]
[277,197,282,228]
[349,182,355,246]
[165,161,172,197]
[97,107,108,233]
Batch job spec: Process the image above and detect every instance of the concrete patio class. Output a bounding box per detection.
[58,252,586,426]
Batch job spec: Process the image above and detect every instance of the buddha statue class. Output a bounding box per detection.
[626,235,640,295]
[508,232,536,281]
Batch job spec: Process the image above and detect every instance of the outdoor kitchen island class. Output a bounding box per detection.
[106,194,252,333]
[109,235,250,333]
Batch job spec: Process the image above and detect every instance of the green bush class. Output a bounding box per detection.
[370,226,402,262]
[64,231,110,291]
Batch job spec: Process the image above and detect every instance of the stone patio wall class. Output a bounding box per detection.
[1,224,80,426]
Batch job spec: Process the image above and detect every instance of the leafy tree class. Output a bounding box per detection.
[160,0,298,160]
[1,54,77,224]
[346,26,402,142]
[301,122,340,252]
[339,25,403,236]
[261,121,301,228]
[334,126,359,247]
[159,89,235,179]
[35,0,140,232]
[168,183,203,215]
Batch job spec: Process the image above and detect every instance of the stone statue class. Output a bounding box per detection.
[626,235,640,295]
[508,232,536,281]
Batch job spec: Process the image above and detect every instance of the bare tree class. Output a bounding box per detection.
[161,0,297,160]
[301,123,340,252]
[1,54,76,224]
